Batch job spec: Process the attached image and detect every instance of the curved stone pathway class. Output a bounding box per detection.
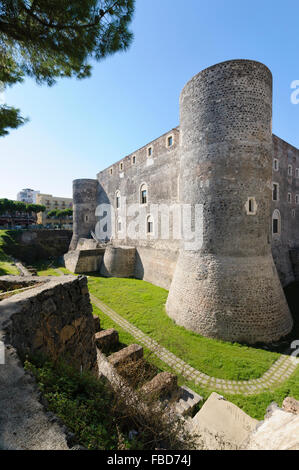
[90,294,299,396]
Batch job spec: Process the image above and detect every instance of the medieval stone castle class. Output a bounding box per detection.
[66,60,299,346]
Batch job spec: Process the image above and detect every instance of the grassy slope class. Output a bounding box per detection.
[32,260,73,276]
[15,266,296,421]
[0,230,19,275]
[88,276,278,381]
[94,304,299,420]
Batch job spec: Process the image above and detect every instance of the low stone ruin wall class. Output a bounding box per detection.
[3,229,72,263]
[0,275,97,371]
[64,248,105,274]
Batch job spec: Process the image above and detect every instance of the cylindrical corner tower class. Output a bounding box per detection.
[166,60,293,344]
[69,179,98,251]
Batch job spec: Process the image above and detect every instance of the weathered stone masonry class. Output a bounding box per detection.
[0,275,97,371]
[68,59,298,344]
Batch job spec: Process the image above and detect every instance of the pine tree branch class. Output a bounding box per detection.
[19,0,122,31]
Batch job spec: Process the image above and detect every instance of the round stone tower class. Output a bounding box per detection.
[166,60,293,344]
[69,179,98,251]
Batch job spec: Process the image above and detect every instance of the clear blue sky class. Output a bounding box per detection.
[1,0,298,200]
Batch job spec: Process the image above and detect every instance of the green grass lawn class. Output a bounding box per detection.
[6,258,295,421]
[0,230,19,275]
[88,276,279,382]
[31,259,73,276]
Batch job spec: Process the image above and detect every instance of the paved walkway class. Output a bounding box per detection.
[90,294,299,396]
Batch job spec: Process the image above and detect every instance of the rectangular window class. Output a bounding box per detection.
[288,165,293,176]
[288,193,292,203]
[148,221,153,233]
[273,159,279,171]
[148,147,152,157]
[132,156,136,164]
[168,136,173,147]
[296,168,299,178]
[296,195,299,205]
[273,183,279,201]
[273,218,278,234]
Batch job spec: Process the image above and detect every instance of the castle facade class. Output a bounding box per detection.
[69,60,299,344]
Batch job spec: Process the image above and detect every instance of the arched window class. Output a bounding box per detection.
[140,183,148,205]
[147,214,154,234]
[272,209,281,236]
[115,190,121,209]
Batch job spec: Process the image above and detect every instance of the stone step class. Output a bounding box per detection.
[141,372,178,399]
[93,315,101,333]
[174,386,203,417]
[95,328,119,350]
[108,344,143,368]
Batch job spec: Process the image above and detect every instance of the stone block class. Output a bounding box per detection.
[282,397,299,415]
[95,328,119,350]
[64,248,105,274]
[108,344,143,367]
[93,315,101,332]
[141,372,178,399]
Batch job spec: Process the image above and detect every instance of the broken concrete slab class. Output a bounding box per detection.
[245,403,299,450]
[191,392,258,450]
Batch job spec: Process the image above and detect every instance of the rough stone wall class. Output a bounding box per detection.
[100,246,136,278]
[64,248,104,274]
[4,229,72,263]
[69,179,99,251]
[166,60,293,343]
[271,135,299,285]
[0,275,97,371]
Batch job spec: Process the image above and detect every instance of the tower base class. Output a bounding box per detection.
[166,252,293,344]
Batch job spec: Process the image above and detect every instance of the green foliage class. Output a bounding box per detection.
[0,229,18,274]
[0,198,45,214]
[0,0,135,135]
[0,104,28,136]
[88,276,278,381]
[47,208,73,219]
[24,359,120,450]
[24,357,196,450]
